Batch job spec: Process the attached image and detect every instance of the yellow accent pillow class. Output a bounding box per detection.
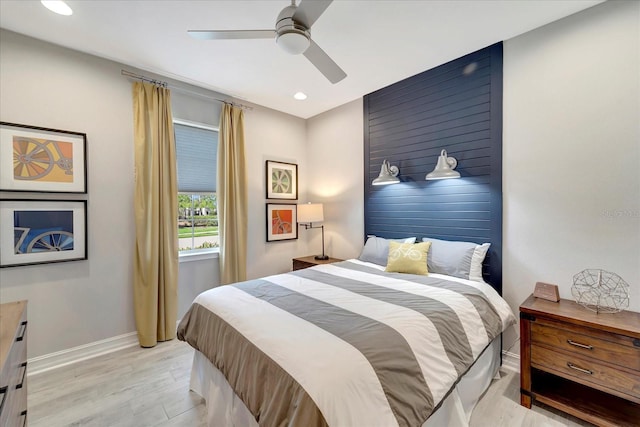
[385,241,431,275]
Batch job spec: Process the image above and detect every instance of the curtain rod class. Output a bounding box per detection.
[121,69,252,111]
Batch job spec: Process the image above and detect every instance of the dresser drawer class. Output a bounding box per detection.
[0,374,27,427]
[0,340,27,426]
[532,345,640,403]
[1,324,26,388]
[531,321,640,371]
[0,301,28,427]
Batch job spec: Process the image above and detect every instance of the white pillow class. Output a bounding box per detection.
[469,243,491,282]
[421,237,490,282]
[358,235,417,266]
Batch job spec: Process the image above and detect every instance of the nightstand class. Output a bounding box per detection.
[519,294,640,426]
[292,255,343,271]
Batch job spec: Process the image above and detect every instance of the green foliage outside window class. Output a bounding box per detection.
[178,194,219,251]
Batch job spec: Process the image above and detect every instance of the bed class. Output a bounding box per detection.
[178,249,516,427]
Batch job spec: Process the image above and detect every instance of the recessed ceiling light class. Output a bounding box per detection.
[294,92,307,101]
[41,1,73,16]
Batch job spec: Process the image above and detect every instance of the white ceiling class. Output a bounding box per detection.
[0,0,603,119]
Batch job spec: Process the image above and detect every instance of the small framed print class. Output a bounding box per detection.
[1,122,87,193]
[0,199,87,268]
[266,160,297,200]
[266,203,297,242]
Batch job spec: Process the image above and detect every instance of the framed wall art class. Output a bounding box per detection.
[266,160,297,200]
[0,199,87,267]
[266,203,297,242]
[0,121,87,193]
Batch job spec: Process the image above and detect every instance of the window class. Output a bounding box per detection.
[174,121,219,253]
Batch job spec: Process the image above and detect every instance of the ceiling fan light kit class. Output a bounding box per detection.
[276,4,311,55]
[276,28,310,55]
[188,0,346,84]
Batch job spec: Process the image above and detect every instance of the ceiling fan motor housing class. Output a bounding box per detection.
[275,4,310,55]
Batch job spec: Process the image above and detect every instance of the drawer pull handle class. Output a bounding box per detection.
[0,386,7,417]
[567,362,593,375]
[567,339,592,350]
[16,362,27,389]
[16,321,27,342]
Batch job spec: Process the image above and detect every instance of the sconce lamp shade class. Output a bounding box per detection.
[426,149,461,180]
[298,203,323,223]
[372,160,400,185]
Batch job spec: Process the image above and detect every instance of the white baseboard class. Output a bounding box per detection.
[501,350,520,373]
[27,331,139,377]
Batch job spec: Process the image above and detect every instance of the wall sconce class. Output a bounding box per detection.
[297,202,329,260]
[372,160,400,185]
[426,149,460,180]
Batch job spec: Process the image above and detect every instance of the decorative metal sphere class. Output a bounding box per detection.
[571,269,629,313]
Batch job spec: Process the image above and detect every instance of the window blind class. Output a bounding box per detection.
[174,123,218,193]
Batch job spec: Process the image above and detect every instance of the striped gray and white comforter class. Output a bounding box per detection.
[177,259,516,427]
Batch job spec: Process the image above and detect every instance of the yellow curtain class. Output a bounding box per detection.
[218,104,247,284]
[132,81,178,347]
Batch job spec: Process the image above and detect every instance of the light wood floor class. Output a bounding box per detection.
[28,339,592,426]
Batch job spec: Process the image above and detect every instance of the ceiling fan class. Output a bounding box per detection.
[188,0,347,84]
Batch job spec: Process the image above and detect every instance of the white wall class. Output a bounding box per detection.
[0,31,137,358]
[244,104,309,279]
[0,30,308,358]
[306,99,364,260]
[503,0,640,324]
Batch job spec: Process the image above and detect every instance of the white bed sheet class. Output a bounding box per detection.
[189,337,501,427]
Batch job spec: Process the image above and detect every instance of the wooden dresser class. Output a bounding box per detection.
[292,255,343,271]
[0,300,28,427]
[520,294,639,426]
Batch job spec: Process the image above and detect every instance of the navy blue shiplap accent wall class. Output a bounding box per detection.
[364,43,503,293]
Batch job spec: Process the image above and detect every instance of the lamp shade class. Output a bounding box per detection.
[372,160,400,185]
[425,149,461,180]
[298,203,323,223]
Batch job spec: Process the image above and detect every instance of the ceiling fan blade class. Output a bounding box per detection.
[293,0,332,28]
[188,30,275,40]
[303,39,346,84]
